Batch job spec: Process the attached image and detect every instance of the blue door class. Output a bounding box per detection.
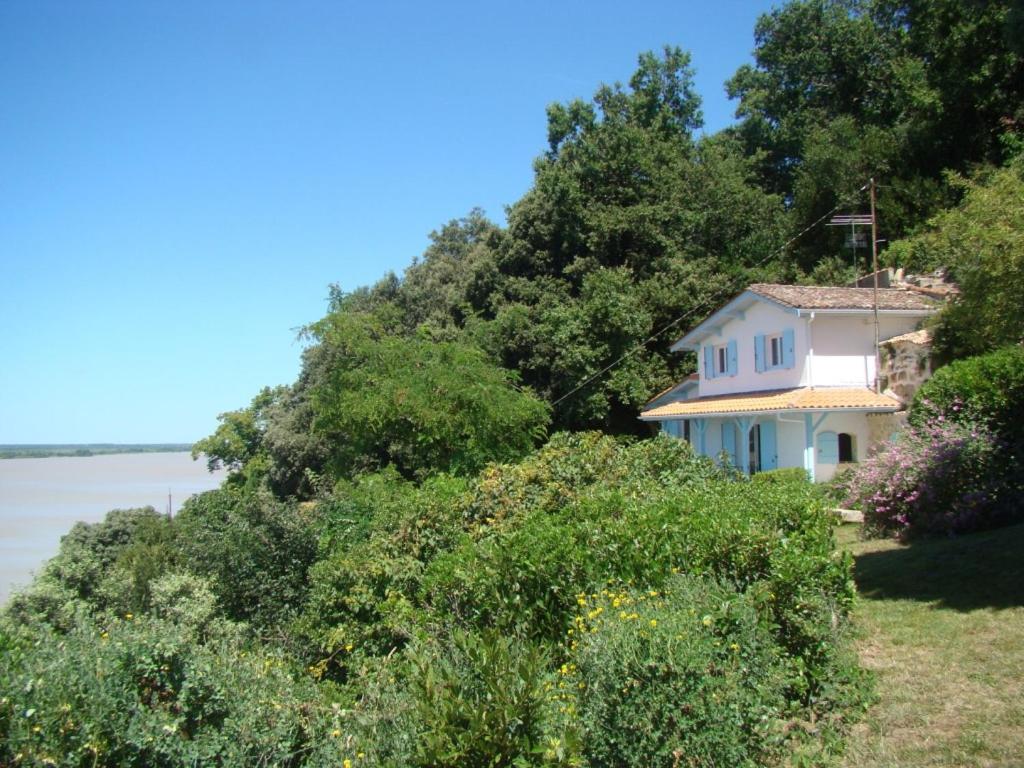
[759,420,778,471]
[722,423,738,467]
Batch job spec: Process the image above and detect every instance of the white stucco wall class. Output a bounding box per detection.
[774,416,807,471]
[810,315,923,389]
[812,411,875,483]
[696,301,808,397]
[696,301,927,396]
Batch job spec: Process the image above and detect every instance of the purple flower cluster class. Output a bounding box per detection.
[838,415,1003,537]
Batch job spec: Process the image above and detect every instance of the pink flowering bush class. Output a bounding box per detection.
[838,415,1007,537]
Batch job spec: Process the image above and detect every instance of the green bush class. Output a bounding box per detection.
[463,431,722,527]
[911,346,1024,443]
[405,629,575,767]
[297,473,468,678]
[174,488,322,630]
[46,508,173,605]
[750,466,811,486]
[568,576,788,767]
[0,611,319,768]
[423,463,855,707]
[4,507,179,628]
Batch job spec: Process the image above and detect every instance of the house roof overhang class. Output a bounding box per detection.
[639,386,902,421]
[644,374,699,408]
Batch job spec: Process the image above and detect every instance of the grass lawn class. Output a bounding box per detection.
[837,522,1024,767]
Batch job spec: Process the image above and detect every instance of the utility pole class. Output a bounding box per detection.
[870,178,881,393]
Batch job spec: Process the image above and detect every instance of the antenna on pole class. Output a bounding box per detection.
[825,213,873,273]
[825,181,882,392]
[870,177,881,393]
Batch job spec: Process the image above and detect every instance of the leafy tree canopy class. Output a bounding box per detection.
[728,0,1024,266]
[886,159,1024,361]
[307,311,550,480]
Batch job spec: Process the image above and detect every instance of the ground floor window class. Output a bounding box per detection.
[838,432,856,463]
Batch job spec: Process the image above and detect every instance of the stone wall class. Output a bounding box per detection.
[879,329,933,405]
[866,411,908,449]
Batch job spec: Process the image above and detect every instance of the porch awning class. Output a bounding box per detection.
[639,386,901,420]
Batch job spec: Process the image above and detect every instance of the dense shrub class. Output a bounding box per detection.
[3,432,867,766]
[910,346,1024,444]
[0,599,319,767]
[568,577,788,767]
[297,473,468,676]
[839,416,1010,537]
[174,487,322,630]
[405,629,574,767]
[423,456,855,706]
[42,507,174,605]
[4,507,179,628]
[462,431,723,527]
[841,347,1024,538]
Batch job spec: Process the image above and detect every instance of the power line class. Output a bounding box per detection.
[551,185,869,409]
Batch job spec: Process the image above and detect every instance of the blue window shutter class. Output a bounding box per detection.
[759,420,778,470]
[754,334,765,373]
[722,423,737,466]
[727,339,738,376]
[704,345,715,379]
[782,328,795,369]
[817,431,839,464]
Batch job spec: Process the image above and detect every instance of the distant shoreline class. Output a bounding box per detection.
[0,444,193,460]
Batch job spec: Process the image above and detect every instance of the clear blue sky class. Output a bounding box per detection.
[1,0,778,444]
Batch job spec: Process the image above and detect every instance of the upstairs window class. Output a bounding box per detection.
[704,341,738,379]
[768,334,783,368]
[755,329,795,372]
[716,345,729,375]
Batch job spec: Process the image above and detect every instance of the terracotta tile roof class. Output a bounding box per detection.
[748,284,938,311]
[640,387,901,419]
[881,328,931,346]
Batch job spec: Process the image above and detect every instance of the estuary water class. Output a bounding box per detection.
[0,452,225,604]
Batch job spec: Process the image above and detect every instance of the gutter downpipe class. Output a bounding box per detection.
[807,311,815,389]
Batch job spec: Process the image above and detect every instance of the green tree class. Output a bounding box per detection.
[887,160,1024,361]
[728,0,1024,266]
[191,386,285,476]
[488,49,786,430]
[308,311,550,480]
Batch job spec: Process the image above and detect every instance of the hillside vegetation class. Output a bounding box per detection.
[4,1,1024,765]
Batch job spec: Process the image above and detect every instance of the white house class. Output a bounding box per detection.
[639,284,939,482]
